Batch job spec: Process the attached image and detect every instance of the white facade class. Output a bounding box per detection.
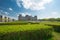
[0,15,15,22]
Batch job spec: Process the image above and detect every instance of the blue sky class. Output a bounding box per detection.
[0,0,60,19]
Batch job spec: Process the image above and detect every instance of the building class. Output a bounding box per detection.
[0,15,3,22]
[18,14,37,21]
[4,16,8,22]
[8,17,10,22]
[0,15,15,22]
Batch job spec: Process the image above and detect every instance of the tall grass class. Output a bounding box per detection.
[0,22,53,40]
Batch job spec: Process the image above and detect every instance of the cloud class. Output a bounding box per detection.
[16,0,53,10]
[22,13,31,16]
[16,0,22,7]
[4,12,9,15]
[9,8,13,11]
[45,12,59,18]
[17,12,31,16]
[51,12,58,15]
[37,11,60,19]
[51,12,59,18]
[0,10,9,15]
[0,10,3,13]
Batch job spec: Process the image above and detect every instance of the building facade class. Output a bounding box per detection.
[0,15,15,22]
[0,15,3,22]
[18,14,37,21]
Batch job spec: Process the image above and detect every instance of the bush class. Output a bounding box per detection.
[0,22,53,40]
[45,24,60,33]
[29,22,39,24]
[0,22,29,25]
[52,25,60,33]
[20,28,52,40]
[0,28,52,40]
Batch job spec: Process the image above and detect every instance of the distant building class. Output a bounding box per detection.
[18,14,25,21]
[12,19,15,21]
[0,15,3,22]
[18,14,37,21]
[4,16,7,22]
[0,15,15,22]
[8,17,10,22]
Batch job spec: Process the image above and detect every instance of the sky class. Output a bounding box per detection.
[0,0,60,19]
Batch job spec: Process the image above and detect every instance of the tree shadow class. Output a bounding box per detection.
[45,24,60,33]
[52,25,60,33]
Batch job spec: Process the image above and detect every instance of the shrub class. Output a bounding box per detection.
[20,28,52,40]
[0,22,53,40]
[45,24,60,33]
[0,22,29,25]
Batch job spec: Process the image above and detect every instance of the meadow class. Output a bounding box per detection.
[0,21,60,40]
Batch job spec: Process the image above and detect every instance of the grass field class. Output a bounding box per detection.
[0,21,60,40]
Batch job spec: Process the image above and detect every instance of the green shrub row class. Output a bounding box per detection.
[20,28,52,40]
[42,21,60,33]
[0,22,28,25]
[29,22,39,24]
[0,28,52,40]
[45,24,60,33]
[0,22,40,25]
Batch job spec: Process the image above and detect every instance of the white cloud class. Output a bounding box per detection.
[16,0,53,10]
[4,12,9,15]
[16,0,22,7]
[50,12,59,18]
[37,11,60,19]
[51,12,58,15]
[0,10,9,16]
[18,12,31,16]
[21,13,26,16]
[9,8,13,11]
[22,13,31,16]
[45,12,59,18]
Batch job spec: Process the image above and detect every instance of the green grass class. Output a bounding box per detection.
[40,21,60,40]
[41,21,60,25]
[41,21,60,33]
[52,32,60,40]
[0,21,60,40]
[0,22,53,40]
[0,24,51,33]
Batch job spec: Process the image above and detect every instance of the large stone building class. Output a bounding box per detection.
[0,15,15,22]
[18,14,37,21]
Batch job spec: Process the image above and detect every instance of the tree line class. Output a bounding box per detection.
[39,18,60,21]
